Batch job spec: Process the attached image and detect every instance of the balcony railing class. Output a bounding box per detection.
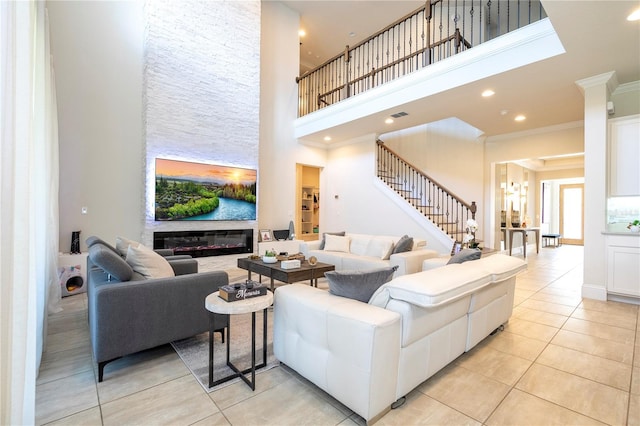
[297,0,547,117]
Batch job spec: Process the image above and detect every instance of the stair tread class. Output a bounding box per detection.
[377,166,474,242]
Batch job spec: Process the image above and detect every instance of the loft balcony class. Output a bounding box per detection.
[297,1,548,118]
[293,1,565,145]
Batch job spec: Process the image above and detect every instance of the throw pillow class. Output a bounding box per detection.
[447,248,481,265]
[323,234,350,253]
[364,238,395,260]
[326,266,398,303]
[392,235,414,254]
[88,243,133,282]
[115,236,141,257]
[125,244,175,279]
[319,231,345,250]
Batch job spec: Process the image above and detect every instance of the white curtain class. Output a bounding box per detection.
[0,1,60,424]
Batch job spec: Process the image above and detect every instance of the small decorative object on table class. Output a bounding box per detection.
[308,255,318,266]
[281,259,301,269]
[288,252,305,261]
[260,229,273,242]
[263,249,277,263]
[70,230,81,254]
[218,280,267,302]
[463,219,480,249]
[628,220,640,232]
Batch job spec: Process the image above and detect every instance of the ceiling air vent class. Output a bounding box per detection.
[390,111,408,118]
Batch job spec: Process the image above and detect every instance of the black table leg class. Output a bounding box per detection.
[208,313,214,388]
[208,309,268,390]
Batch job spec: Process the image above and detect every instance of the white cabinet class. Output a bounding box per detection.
[609,115,640,196]
[606,235,640,297]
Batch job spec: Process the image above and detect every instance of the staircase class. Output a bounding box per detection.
[376,140,477,243]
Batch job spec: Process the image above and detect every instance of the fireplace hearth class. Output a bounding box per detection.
[153,229,253,258]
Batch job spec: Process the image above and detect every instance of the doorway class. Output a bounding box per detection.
[559,183,584,245]
[296,164,321,241]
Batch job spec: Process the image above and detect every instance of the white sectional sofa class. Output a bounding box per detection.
[273,254,527,424]
[299,233,440,277]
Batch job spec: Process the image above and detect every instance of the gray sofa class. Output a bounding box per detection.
[86,238,229,381]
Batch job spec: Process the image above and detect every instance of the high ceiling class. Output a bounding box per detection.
[278,0,640,157]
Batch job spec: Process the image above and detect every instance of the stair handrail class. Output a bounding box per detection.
[376,140,478,243]
[376,140,476,216]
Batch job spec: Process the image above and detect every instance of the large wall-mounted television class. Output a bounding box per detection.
[155,158,256,221]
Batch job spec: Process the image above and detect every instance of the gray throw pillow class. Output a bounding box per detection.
[392,234,413,254]
[88,243,133,282]
[447,248,481,265]
[326,266,398,303]
[319,231,345,250]
[85,236,119,255]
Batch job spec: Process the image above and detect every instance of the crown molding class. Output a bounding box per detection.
[485,120,584,143]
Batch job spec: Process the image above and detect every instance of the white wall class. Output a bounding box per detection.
[259,1,327,233]
[610,81,640,118]
[142,1,261,245]
[51,1,265,251]
[322,135,452,254]
[381,118,485,208]
[49,1,145,252]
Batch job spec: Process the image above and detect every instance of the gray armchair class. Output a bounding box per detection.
[86,239,229,381]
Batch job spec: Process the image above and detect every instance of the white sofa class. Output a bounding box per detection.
[299,233,440,277]
[273,254,527,424]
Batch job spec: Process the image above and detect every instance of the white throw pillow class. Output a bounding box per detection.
[349,235,370,256]
[116,236,141,257]
[125,244,175,279]
[323,234,351,253]
[365,238,395,260]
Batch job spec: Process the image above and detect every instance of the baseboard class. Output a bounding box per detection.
[581,284,607,301]
[607,293,640,306]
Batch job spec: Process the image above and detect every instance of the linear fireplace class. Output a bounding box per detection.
[153,229,253,258]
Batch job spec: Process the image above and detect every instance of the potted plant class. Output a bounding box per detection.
[263,249,278,263]
[463,219,480,249]
[628,220,640,232]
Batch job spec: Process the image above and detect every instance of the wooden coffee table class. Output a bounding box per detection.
[237,257,335,292]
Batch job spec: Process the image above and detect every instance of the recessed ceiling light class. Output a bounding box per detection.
[515,115,526,122]
[627,8,640,21]
[482,89,495,97]
[349,32,356,37]
[299,29,306,37]
[385,118,394,124]
[323,136,331,141]
[500,109,509,116]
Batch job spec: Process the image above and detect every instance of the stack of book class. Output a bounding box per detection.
[218,280,267,302]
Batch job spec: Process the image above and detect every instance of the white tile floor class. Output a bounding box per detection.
[36,245,640,425]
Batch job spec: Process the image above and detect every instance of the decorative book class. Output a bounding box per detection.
[219,280,267,302]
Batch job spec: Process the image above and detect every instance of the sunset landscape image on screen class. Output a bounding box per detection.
[155,158,257,221]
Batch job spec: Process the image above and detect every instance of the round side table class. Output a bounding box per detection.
[204,290,273,390]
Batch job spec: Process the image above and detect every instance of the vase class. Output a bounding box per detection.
[630,225,640,233]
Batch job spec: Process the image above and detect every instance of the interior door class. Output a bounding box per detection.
[559,183,584,245]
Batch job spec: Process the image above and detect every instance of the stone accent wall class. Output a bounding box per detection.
[142,0,260,244]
